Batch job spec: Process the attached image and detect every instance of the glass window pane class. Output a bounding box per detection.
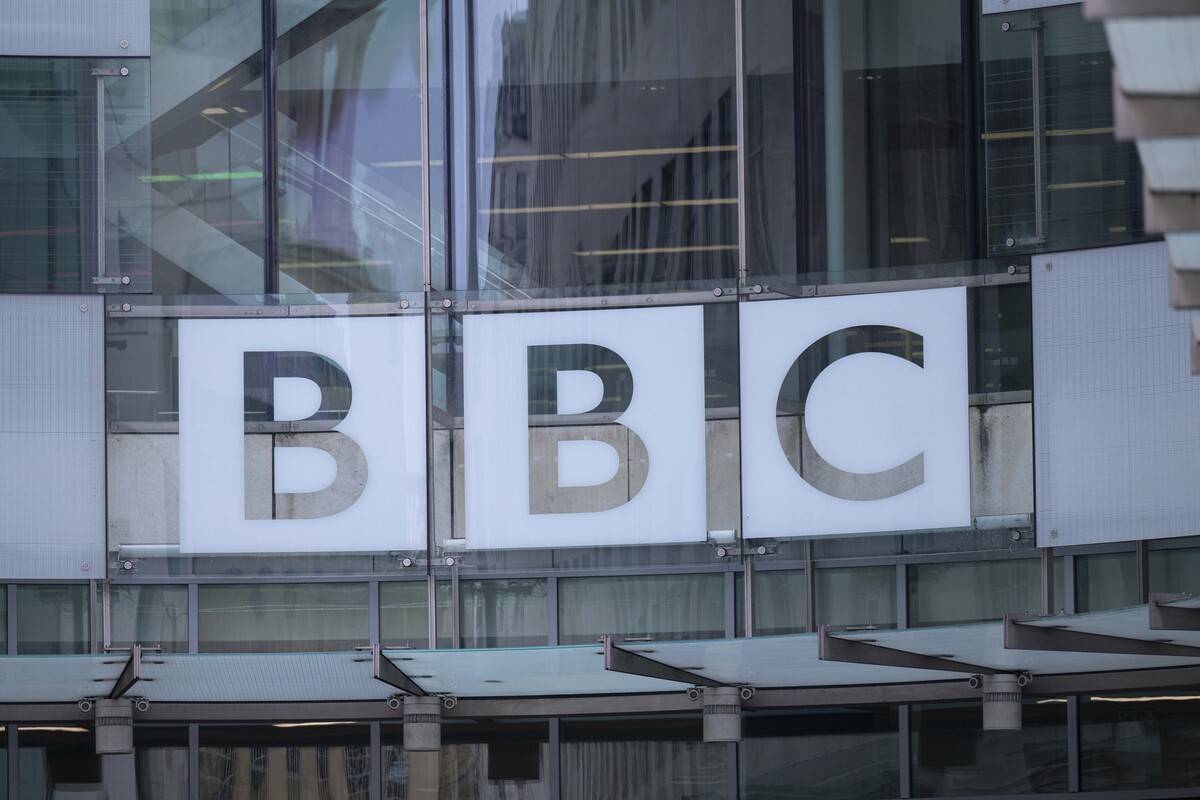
[1150,547,1200,596]
[1081,693,1200,791]
[198,583,367,652]
[741,707,899,799]
[275,0,425,294]
[17,584,89,655]
[911,699,1069,796]
[135,726,188,800]
[455,0,738,291]
[560,717,726,800]
[1075,552,1138,612]
[17,725,100,797]
[0,587,6,654]
[110,584,188,653]
[971,284,1032,394]
[744,0,965,281]
[815,566,897,629]
[908,560,1041,627]
[380,580,453,649]
[199,724,370,798]
[149,0,265,296]
[738,569,807,637]
[459,578,547,648]
[383,720,551,798]
[558,574,724,645]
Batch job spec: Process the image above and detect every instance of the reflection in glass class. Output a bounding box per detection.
[380,580,453,649]
[199,724,370,799]
[1150,547,1200,597]
[741,708,899,799]
[460,578,547,648]
[911,700,1069,796]
[111,584,189,652]
[454,0,738,291]
[560,717,726,800]
[198,583,367,652]
[136,726,189,800]
[979,4,1145,256]
[908,560,1041,627]
[276,0,425,294]
[1082,693,1200,791]
[1075,552,1138,613]
[558,574,724,644]
[744,0,964,281]
[382,720,550,799]
[16,584,89,655]
[970,284,1032,394]
[737,569,807,637]
[17,726,100,798]
[815,566,896,629]
[149,0,265,296]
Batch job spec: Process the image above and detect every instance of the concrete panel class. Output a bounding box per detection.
[273,432,363,521]
[529,424,630,514]
[107,434,271,548]
[706,419,741,533]
[970,404,1034,517]
[432,428,454,543]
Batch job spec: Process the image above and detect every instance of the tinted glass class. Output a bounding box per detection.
[199,724,370,799]
[815,566,897,629]
[275,0,425,295]
[17,584,89,655]
[744,0,965,281]
[1081,693,1200,791]
[451,0,738,291]
[110,584,188,652]
[17,726,100,797]
[459,578,548,648]
[908,560,1041,627]
[911,699,1069,796]
[135,726,189,800]
[741,707,899,799]
[1150,547,1200,596]
[379,580,453,649]
[559,574,724,644]
[1075,551,1138,612]
[737,569,807,637]
[198,583,368,652]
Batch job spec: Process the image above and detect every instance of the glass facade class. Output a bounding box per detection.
[0,1,1195,799]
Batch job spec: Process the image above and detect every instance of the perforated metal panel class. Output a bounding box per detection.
[1034,242,1200,547]
[0,295,105,578]
[0,0,148,57]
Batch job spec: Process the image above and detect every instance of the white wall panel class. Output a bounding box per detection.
[0,0,148,57]
[1034,242,1200,546]
[0,295,105,578]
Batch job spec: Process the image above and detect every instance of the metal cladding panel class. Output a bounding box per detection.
[0,296,105,578]
[1034,242,1200,547]
[0,0,149,57]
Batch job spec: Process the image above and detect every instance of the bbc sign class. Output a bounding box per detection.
[178,288,969,553]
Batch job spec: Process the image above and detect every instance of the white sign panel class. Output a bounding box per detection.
[740,287,971,538]
[178,316,426,553]
[463,306,708,550]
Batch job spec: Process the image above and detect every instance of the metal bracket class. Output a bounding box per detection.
[601,635,726,688]
[371,644,428,696]
[92,275,131,287]
[108,644,141,699]
[1005,613,1200,657]
[819,625,1004,675]
[1150,594,1200,631]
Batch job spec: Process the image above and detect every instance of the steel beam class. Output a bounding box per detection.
[819,625,1003,675]
[1150,594,1200,631]
[1005,613,1200,657]
[601,635,725,688]
[108,644,141,700]
[371,644,428,696]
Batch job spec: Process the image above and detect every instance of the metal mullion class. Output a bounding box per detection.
[723,571,736,638]
[896,563,909,629]
[1067,695,1081,793]
[370,720,382,800]
[1136,540,1150,604]
[187,583,199,654]
[804,541,816,633]
[261,0,278,295]
[726,741,738,799]
[742,559,753,638]
[1064,554,1077,614]
[898,704,912,799]
[961,0,980,259]
[188,723,200,800]
[1042,547,1055,616]
[369,579,380,647]
[548,717,561,800]
[732,0,748,286]
[7,584,17,655]
[450,566,460,649]
[7,725,17,800]
[547,576,559,646]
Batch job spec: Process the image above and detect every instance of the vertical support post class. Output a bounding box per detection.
[370,720,382,800]
[1029,21,1045,244]
[369,579,380,647]
[960,0,979,259]
[187,583,199,654]
[90,579,101,654]
[547,576,559,646]
[804,542,817,633]
[896,563,908,629]
[450,566,461,648]
[261,0,278,295]
[188,723,200,800]
[426,574,438,648]
[742,559,754,638]
[8,584,18,655]
[548,717,561,800]
[726,740,739,799]
[898,704,912,799]
[1041,547,1055,616]
[1067,695,1081,792]
[95,71,107,282]
[7,725,18,800]
[823,0,844,277]
[102,580,112,651]
[418,0,433,292]
[1136,541,1150,605]
[1063,554,1077,615]
[732,0,749,285]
